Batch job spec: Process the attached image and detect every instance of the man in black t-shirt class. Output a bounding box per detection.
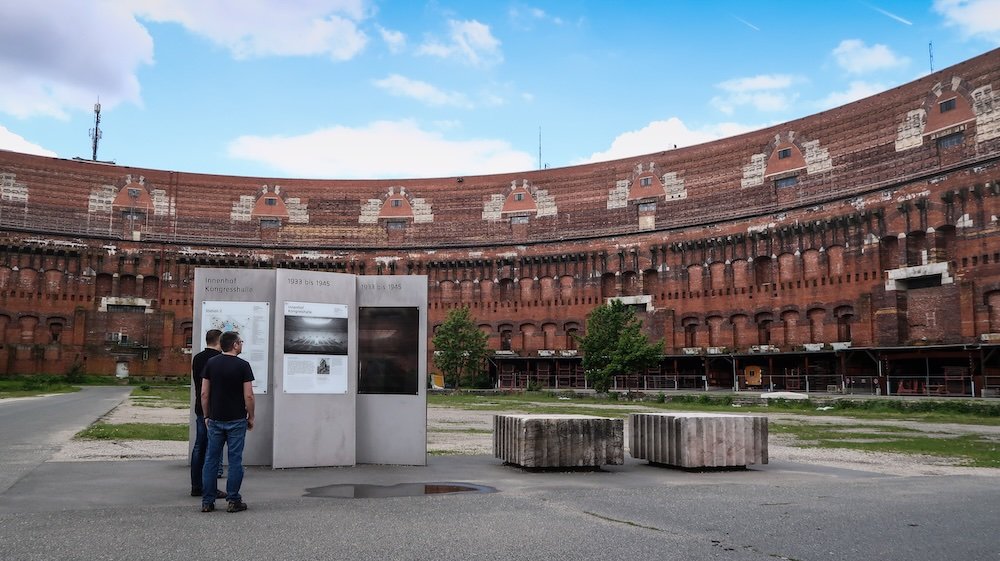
[200,331,255,513]
[190,329,223,498]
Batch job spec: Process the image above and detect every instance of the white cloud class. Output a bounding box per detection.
[228,119,534,178]
[717,74,796,92]
[934,0,1000,43]
[373,75,473,108]
[417,19,502,66]
[378,25,406,53]
[0,1,153,119]
[578,117,762,164]
[711,91,797,114]
[711,74,799,114]
[0,126,58,157]
[509,5,565,29]
[132,0,370,60]
[819,81,889,109]
[832,39,909,74]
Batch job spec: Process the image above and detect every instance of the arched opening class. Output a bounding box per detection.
[498,278,515,302]
[755,312,774,345]
[752,258,772,285]
[621,271,639,296]
[906,230,926,267]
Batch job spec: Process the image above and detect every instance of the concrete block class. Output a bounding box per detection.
[628,412,768,468]
[494,414,624,468]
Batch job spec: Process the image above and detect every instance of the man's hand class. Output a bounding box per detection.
[247,418,255,431]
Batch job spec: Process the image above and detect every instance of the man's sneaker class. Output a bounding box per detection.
[200,503,215,513]
[215,490,228,499]
[226,501,248,513]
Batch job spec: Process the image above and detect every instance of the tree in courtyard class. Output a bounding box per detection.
[578,300,663,394]
[432,307,490,390]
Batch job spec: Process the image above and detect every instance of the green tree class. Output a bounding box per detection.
[432,307,489,390]
[578,300,663,394]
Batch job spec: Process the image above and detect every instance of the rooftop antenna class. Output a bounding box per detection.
[928,41,934,73]
[89,100,102,161]
[538,126,542,170]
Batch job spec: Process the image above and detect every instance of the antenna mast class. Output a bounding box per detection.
[89,101,102,161]
[538,126,542,170]
[928,41,934,73]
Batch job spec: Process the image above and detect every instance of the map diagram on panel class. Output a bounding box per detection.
[201,301,271,394]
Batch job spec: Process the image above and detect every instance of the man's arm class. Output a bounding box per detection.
[200,378,211,421]
[243,381,255,430]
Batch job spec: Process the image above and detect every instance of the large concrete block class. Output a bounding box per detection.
[494,414,624,468]
[628,412,768,468]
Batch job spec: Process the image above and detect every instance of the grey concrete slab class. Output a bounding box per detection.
[1,454,996,561]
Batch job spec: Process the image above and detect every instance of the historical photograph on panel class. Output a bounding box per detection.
[358,307,420,394]
[283,301,349,394]
[284,315,348,354]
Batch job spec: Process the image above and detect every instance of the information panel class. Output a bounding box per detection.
[282,301,349,394]
[201,300,271,394]
[358,307,419,394]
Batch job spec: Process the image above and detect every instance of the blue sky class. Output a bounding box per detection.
[1,1,999,179]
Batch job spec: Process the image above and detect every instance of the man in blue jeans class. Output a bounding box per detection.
[200,331,255,513]
[190,329,224,498]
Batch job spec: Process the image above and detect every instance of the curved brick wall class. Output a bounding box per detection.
[0,48,998,383]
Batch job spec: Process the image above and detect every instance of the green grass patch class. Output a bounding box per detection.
[772,422,1000,468]
[0,377,80,398]
[131,386,190,408]
[428,392,1000,426]
[77,422,189,441]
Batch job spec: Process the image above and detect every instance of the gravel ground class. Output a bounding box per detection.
[50,396,1000,477]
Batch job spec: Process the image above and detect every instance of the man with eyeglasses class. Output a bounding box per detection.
[200,331,255,513]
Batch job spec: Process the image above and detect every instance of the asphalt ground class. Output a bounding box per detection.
[1,454,998,561]
[1,388,998,561]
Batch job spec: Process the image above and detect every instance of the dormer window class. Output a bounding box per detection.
[260,218,281,228]
[514,192,524,201]
[939,98,956,113]
[640,177,653,187]
[265,197,277,206]
[127,188,141,198]
[777,148,792,159]
[937,131,964,149]
[775,176,798,188]
[391,199,402,207]
[510,215,529,225]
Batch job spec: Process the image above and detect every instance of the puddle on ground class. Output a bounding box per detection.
[305,482,497,499]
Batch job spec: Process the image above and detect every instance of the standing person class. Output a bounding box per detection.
[190,329,226,498]
[200,331,255,513]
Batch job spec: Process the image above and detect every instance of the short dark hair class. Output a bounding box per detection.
[205,329,223,346]
[220,331,241,352]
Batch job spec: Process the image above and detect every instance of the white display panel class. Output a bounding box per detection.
[201,300,271,394]
[282,301,349,394]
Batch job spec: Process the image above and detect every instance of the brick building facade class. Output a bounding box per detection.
[1,49,999,394]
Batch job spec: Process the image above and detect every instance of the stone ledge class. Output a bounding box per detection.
[494,414,624,468]
[628,412,768,468]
